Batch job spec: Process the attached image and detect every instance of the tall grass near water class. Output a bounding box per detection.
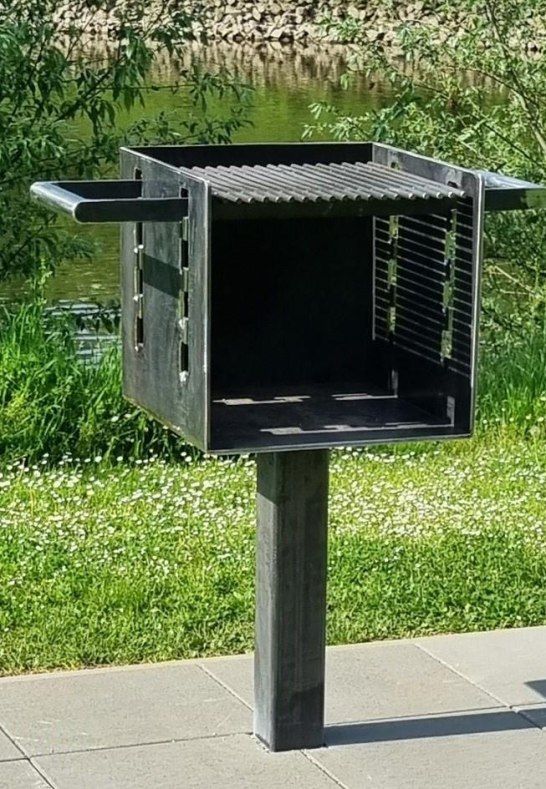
[0,302,182,464]
[478,327,546,434]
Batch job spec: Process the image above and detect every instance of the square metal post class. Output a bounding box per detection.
[254,450,329,751]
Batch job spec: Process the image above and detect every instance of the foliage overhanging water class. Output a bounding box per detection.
[1,42,396,304]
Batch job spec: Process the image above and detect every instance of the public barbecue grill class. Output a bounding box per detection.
[32,142,546,751]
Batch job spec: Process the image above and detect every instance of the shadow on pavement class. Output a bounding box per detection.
[325,679,546,747]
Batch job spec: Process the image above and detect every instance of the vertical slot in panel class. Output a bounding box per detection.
[373,214,399,394]
[374,215,399,341]
[387,215,399,337]
[179,197,189,382]
[179,339,189,376]
[133,168,144,350]
[441,208,457,362]
[448,196,474,377]
[180,216,190,326]
[134,220,144,350]
[179,216,188,272]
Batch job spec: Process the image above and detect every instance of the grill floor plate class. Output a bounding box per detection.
[210,382,452,452]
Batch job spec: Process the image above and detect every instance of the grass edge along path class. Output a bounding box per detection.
[1,430,546,675]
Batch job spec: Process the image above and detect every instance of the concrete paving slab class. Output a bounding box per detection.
[0,729,22,763]
[314,709,546,789]
[417,626,546,706]
[0,664,250,757]
[0,760,51,789]
[204,641,497,724]
[325,643,498,722]
[200,654,253,708]
[1,627,546,788]
[36,734,339,789]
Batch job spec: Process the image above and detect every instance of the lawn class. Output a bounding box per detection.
[1,430,546,675]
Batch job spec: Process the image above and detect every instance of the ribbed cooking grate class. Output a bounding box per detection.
[180,161,465,204]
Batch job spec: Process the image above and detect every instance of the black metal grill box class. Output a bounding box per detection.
[31,142,546,454]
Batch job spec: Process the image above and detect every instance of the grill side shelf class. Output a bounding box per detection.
[481,171,546,212]
[30,180,188,223]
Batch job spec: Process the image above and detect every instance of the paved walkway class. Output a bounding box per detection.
[1,626,546,788]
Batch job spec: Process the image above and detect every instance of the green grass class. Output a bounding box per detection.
[1,432,546,674]
[2,302,546,673]
[0,302,184,463]
[478,325,546,431]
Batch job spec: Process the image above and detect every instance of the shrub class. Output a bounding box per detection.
[0,300,186,463]
[0,0,250,282]
[306,0,546,333]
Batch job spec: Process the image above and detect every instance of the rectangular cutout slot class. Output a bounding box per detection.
[134,221,144,350]
[441,208,457,361]
[178,202,189,380]
[180,340,189,377]
[179,312,189,382]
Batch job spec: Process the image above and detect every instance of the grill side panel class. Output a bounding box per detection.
[120,150,210,450]
[372,145,484,434]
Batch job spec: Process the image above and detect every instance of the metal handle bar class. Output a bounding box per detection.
[30,180,188,223]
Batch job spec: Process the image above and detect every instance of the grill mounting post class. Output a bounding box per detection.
[255,450,329,751]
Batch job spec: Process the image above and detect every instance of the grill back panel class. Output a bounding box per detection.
[210,216,374,392]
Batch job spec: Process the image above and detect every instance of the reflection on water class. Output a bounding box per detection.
[2,42,394,304]
[47,301,121,362]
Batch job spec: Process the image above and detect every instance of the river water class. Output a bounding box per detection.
[7,43,396,304]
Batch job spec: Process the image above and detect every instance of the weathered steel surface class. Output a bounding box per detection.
[254,450,329,751]
[119,149,210,450]
[114,143,486,454]
[372,143,485,438]
[481,170,546,211]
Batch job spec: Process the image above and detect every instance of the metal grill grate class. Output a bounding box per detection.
[181,161,465,205]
